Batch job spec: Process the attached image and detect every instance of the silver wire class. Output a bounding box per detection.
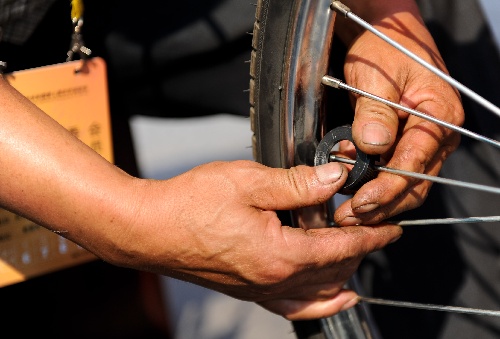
[360,297,500,317]
[330,1,500,120]
[329,0,500,319]
[391,216,500,226]
[322,76,500,150]
[330,155,500,195]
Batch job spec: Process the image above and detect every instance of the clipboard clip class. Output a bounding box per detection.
[0,27,6,74]
[0,61,7,74]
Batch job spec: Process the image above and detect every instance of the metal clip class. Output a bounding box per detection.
[66,18,91,62]
[0,61,7,74]
[0,27,6,74]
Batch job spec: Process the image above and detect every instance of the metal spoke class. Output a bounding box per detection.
[330,1,500,119]
[330,155,500,195]
[324,2,500,320]
[390,216,500,226]
[322,76,500,150]
[360,297,500,317]
[330,156,500,225]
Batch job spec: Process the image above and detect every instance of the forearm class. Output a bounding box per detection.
[0,76,143,259]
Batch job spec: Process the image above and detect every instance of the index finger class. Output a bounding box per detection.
[283,223,402,271]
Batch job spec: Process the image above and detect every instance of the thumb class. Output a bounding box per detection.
[352,96,399,156]
[251,162,348,211]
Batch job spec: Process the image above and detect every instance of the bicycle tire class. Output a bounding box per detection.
[249,0,379,338]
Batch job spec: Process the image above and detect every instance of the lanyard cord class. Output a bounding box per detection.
[67,0,91,62]
[71,0,84,23]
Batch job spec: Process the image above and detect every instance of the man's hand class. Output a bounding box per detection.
[333,0,463,225]
[0,77,400,320]
[113,161,402,320]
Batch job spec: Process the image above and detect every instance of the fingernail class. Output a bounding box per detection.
[316,162,344,184]
[362,123,391,146]
[390,234,402,244]
[341,296,361,311]
[353,203,380,214]
[340,216,363,226]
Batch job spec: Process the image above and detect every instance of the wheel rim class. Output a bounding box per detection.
[280,0,335,170]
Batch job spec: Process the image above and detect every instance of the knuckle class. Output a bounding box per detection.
[286,166,311,200]
[252,263,298,296]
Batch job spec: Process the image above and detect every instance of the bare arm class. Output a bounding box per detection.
[0,76,401,319]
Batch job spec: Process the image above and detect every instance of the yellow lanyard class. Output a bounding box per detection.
[71,0,84,23]
[67,0,91,61]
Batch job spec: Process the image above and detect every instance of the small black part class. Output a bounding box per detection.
[314,125,378,194]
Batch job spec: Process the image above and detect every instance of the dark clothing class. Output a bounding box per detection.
[0,0,56,44]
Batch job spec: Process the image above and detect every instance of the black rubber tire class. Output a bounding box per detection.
[250,2,327,335]
[250,1,334,338]
[250,0,295,167]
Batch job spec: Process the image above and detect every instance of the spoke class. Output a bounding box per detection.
[330,156,500,225]
[390,216,500,226]
[330,155,500,195]
[330,1,500,120]
[322,76,500,150]
[325,0,500,331]
[360,297,500,317]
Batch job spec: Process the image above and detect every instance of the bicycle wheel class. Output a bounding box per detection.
[250,0,378,338]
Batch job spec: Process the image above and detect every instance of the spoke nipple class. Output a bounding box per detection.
[322,75,342,89]
[330,1,350,16]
